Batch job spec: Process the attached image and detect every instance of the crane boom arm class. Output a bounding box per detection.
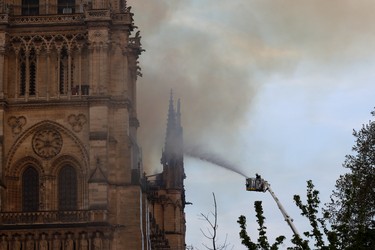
[265,183,300,237]
[246,176,300,238]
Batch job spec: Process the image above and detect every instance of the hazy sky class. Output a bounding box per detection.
[128,1,375,248]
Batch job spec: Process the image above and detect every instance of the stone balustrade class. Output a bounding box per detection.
[8,14,85,25]
[0,210,107,225]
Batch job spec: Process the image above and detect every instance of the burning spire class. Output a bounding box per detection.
[161,90,183,166]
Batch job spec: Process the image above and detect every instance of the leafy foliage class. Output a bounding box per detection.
[293,180,338,249]
[238,109,375,249]
[238,181,336,250]
[237,201,285,250]
[325,111,375,249]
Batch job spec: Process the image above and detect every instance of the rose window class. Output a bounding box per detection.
[32,129,63,159]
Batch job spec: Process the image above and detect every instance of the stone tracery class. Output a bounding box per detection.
[68,114,87,132]
[10,33,87,52]
[8,116,27,134]
[9,32,87,98]
[32,128,63,159]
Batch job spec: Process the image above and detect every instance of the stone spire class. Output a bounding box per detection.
[160,91,184,191]
[161,90,183,166]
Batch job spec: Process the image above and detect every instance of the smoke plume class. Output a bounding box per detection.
[128,0,375,173]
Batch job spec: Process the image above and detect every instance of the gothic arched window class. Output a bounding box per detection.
[58,165,77,210]
[59,48,68,94]
[22,166,39,211]
[19,49,26,96]
[19,48,37,96]
[22,0,39,15]
[29,49,37,96]
[59,47,74,95]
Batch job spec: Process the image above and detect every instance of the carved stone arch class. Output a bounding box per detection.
[71,33,88,49]
[51,154,86,177]
[45,36,54,52]
[3,156,42,212]
[5,120,89,177]
[52,155,86,210]
[9,156,43,178]
[29,35,49,52]
[66,36,76,51]
[30,34,48,44]
[51,34,70,51]
[9,36,28,51]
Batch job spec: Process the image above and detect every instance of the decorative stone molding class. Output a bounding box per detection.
[7,116,26,134]
[112,13,132,25]
[51,154,86,176]
[5,120,89,177]
[0,210,107,225]
[0,14,8,24]
[68,114,87,132]
[88,29,109,49]
[84,9,111,21]
[9,156,43,177]
[0,230,109,250]
[10,32,87,52]
[32,129,63,159]
[9,14,84,26]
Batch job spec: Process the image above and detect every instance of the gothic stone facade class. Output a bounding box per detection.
[0,0,186,249]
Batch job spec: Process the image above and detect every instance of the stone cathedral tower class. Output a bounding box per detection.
[0,0,186,249]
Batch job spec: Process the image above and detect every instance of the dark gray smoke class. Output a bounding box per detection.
[128,0,375,174]
[127,1,257,173]
[185,145,249,178]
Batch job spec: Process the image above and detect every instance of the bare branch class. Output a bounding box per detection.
[199,193,233,250]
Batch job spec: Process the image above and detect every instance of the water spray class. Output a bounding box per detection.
[185,146,299,237]
[184,146,248,177]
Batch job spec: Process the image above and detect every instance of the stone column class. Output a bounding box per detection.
[88,45,95,95]
[0,32,6,99]
[25,49,30,101]
[0,50,4,99]
[99,43,108,94]
[35,48,40,98]
[88,28,110,96]
[77,47,82,96]
[56,48,61,98]
[14,49,19,98]
[67,48,72,98]
[46,48,51,100]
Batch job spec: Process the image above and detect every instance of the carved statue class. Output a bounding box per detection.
[26,236,34,250]
[12,237,20,250]
[52,235,61,250]
[79,234,88,250]
[39,234,48,250]
[93,232,102,250]
[0,235,7,250]
[65,235,74,250]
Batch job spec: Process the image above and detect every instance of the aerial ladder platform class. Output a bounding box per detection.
[246,175,300,237]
